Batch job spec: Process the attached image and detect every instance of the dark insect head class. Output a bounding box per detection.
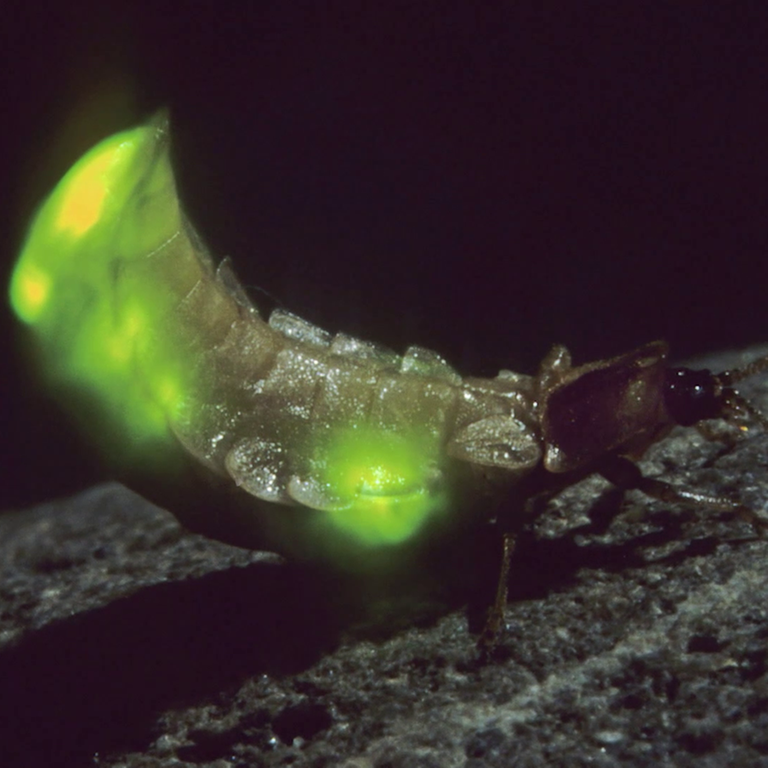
[665,353,768,431]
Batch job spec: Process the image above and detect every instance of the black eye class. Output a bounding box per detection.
[664,367,721,426]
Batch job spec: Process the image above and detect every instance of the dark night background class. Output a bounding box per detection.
[2,4,768,509]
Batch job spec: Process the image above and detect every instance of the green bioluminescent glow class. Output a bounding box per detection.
[9,116,447,549]
[9,116,191,446]
[320,427,446,545]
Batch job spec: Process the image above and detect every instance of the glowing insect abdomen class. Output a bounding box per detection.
[10,117,207,444]
[9,115,541,548]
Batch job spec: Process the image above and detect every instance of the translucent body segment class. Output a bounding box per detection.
[269,309,332,347]
[447,414,542,469]
[401,345,461,384]
[367,372,456,440]
[329,333,400,366]
[9,114,545,550]
[214,258,256,310]
[169,309,288,470]
[310,359,381,426]
[8,118,198,444]
[225,436,291,503]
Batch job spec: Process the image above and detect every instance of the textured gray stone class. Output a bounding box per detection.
[2,347,768,768]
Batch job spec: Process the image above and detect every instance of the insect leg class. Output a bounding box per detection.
[477,530,517,657]
[597,455,767,535]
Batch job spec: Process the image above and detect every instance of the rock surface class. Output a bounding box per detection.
[2,348,768,768]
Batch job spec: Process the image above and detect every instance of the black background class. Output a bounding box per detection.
[2,3,768,508]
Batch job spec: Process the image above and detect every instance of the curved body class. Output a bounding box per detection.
[10,115,764,569]
[9,117,543,548]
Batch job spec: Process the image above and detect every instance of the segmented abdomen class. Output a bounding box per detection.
[175,261,542,524]
[10,114,542,546]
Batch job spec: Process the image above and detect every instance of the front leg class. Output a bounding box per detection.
[597,454,767,535]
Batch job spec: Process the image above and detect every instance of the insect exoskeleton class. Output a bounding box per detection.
[9,113,768,645]
[8,114,542,554]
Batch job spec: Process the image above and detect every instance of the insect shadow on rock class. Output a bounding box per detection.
[9,113,768,657]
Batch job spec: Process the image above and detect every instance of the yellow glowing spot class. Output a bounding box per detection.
[320,427,446,545]
[10,264,51,323]
[55,146,121,236]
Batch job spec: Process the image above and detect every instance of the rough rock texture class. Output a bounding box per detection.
[2,348,768,768]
